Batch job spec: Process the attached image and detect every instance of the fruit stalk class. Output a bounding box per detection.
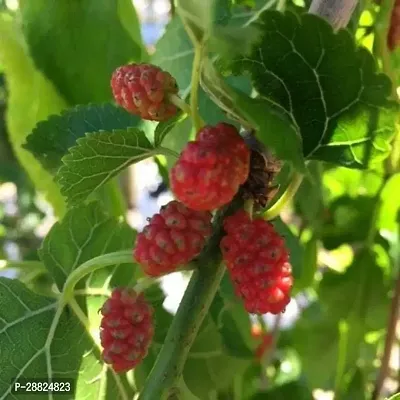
[263,171,303,220]
[190,44,204,131]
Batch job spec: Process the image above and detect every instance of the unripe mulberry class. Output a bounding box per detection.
[170,123,250,211]
[220,210,293,314]
[100,288,153,373]
[111,63,179,121]
[133,200,212,276]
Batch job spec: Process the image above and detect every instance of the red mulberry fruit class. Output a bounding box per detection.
[111,63,179,121]
[133,200,212,276]
[100,288,154,373]
[170,123,250,211]
[220,210,293,314]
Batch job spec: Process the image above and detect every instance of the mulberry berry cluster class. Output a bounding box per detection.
[107,63,294,374]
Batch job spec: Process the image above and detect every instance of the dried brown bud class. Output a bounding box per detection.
[240,130,282,209]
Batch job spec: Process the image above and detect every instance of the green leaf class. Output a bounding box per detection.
[0,278,134,399]
[318,249,390,331]
[339,368,366,400]
[294,161,324,228]
[321,196,376,250]
[209,23,261,59]
[273,218,303,281]
[154,155,170,187]
[185,311,251,398]
[295,236,318,291]
[0,14,67,217]
[144,285,173,345]
[152,7,263,112]
[201,58,305,169]
[56,128,156,205]
[250,380,314,399]
[39,202,134,292]
[183,353,249,399]
[117,0,147,59]
[209,290,254,358]
[322,166,383,202]
[232,94,305,170]
[387,394,400,400]
[152,17,193,98]
[378,173,400,233]
[24,104,142,174]
[228,11,398,168]
[19,0,144,104]
[291,304,366,389]
[176,0,216,43]
[291,305,341,388]
[154,111,187,147]
[218,274,256,350]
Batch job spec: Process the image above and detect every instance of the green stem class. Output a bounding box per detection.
[74,288,112,297]
[62,250,134,301]
[19,269,47,285]
[257,315,268,333]
[69,297,93,333]
[365,180,387,247]
[139,199,243,400]
[334,320,349,397]
[138,263,226,400]
[190,44,204,131]
[263,172,304,220]
[0,259,45,271]
[98,179,127,218]
[158,146,180,159]
[276,0,286,12]
[244,199,254,218]
[168,94,192,116]
[134,276,164,294]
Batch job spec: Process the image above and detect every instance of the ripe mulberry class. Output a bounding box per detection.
[170,123,250,211]
[133,200,212,276]
[100,288,154,373]
[220,210,293,314]
[111,63,179,121]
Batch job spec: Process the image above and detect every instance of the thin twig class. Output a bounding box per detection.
[372,269,400,400]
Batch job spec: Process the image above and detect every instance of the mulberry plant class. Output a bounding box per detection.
[1,0,400,400]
